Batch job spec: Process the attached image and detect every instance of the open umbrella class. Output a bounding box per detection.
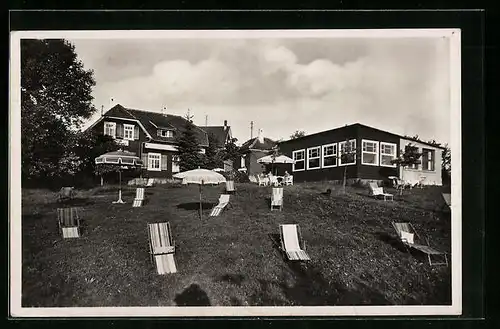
[95,149,143,204]
[257,154,295,175]
[212,168,225,172]
[173,168,226,219]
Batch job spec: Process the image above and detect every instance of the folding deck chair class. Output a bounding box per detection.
[132,187,146,207]
[209,194,231,217]
[279,224,311,261]
[226,180,236,193]
[147,222,177,274]
[145,178,154,187]
[441,193,451,212]
[284,175,294,186]
[369,182,394,201]
[58,187,75,202]
[271,187,283,211]
[57,207,81,238]
[392,222,448,266]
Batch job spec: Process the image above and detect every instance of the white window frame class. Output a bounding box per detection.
[104,122,116,138]
[292,149,305,172]
[240,155,246,168]
[306,146,321,170]
[338,139,356,166]
[322,143,337,168]
[361,139,379,166]
[172,155,180,173]
[147,152,161,171]
[380,142,397,168]
[123,124,135,140]
[159,129,174,138]
[422,149,435,171]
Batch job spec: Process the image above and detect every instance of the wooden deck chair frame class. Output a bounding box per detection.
[147,222,177,274]
[133,187,146,207]
[57,207,81,238]
[392,222,448,266]
[279,224,310,261]
[209,194,231,217]
[226,180,236,193]
[441,193,451,212]
[271,187,284,211]
[369,182,394,201]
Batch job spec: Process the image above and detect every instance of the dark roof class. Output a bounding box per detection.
[240,136,277,152]
[99,104,209,146]
[202,126,231,147]
[278,123,446,150]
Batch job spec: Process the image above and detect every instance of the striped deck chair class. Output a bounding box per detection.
[279,224,310,261]
[442,193,451,212]
[57,207,81,238]
[226,180,236,193]
[132,188,145,207]
[146,178,154,187]
[271,187,283,211]
[147,222,177,274]
[209,194,231,217]
[369,182,394,201]
[392,222,448,266]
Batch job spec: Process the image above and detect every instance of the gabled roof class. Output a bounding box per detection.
[89,104,209,146]
[278,123,446,150]
[202,126,231,147]
[240,136,277,152]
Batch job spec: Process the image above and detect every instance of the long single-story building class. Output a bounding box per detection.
[277,123,446,185]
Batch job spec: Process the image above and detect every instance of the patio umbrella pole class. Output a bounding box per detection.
[199,183,203,220]
[113,169,125,204]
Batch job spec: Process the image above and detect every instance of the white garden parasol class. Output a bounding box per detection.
[173,168,227,219]
[95,149,143,204]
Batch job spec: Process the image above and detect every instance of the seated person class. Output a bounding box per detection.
[284,171,290,177]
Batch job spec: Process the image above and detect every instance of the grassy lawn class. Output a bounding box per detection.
[21,181,451,307]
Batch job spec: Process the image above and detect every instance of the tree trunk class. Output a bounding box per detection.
[342,166,347,194]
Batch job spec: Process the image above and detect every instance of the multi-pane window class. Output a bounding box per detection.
[361,140,379,166]
[292,149,305,171]
[422,148,435,171]
[307,147,321,170]
[338,139,356,165]
[322,143,337,167]
[380,142,397,167]
[148,153,161,171]
[158,129,174,138]
[123,124,135,140]
[104,122,116,138]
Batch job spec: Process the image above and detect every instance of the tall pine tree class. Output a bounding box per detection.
[204,133,224,169]
[176,114,204,171]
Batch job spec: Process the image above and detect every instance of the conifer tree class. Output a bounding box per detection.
[176,113,204,171]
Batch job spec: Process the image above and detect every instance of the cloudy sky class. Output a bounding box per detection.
[73,35,451,145]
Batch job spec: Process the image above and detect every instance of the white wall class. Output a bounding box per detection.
[399,138,443,186]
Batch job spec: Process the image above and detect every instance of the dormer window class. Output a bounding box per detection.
[158,129,174,138]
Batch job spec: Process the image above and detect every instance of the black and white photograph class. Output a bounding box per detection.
[10,29,461,317]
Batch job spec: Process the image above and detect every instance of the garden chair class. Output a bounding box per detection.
[284,175,294,186]
[226,180,236,193]
[369,182,394,201]
[132,187,145,207]
[279,224,310,261]
[57,207,81,238]
[249,175,258,184]
[58,187,75,202]
[442,193,451,212]
[147,222,177,274]
[269,176,280,187]
[257,175,268,186]
[271,187,283,211]
[392,222,448,266]
[209,194,231,217]
[146,178,155,187]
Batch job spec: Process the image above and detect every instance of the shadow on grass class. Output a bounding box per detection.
[374,231,408,253]
[176,202,215,211]
[218,273,245,286]
[174,284,211,306]
[55,197,95,208]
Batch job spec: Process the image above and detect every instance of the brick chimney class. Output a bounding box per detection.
[224,120,227,129]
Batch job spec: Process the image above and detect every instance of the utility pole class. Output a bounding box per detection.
[100,105,104,117]
[250,121,254,139]
[205,115,208,127]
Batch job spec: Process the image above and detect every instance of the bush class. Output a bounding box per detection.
[222,170,249,183]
